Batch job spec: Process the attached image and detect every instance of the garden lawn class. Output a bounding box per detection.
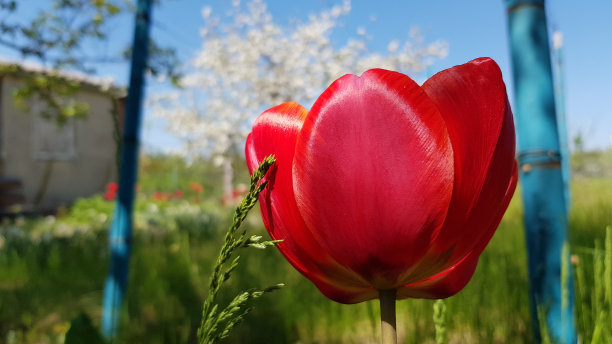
[0,177,610,343]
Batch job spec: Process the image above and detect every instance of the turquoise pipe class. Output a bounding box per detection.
[552,30,571,211]
[101,0,153,337]
[505,1,576,343]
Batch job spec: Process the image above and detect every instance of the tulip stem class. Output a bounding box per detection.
[379,289,397,344]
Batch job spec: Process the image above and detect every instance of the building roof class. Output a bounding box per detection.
[0,59,126,98]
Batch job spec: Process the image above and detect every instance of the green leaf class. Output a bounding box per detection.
[93,13,103,26]
[64,312,105,344]
[106,3,121,15]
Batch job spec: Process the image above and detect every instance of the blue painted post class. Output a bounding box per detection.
[505,1,576,343]
[101,0,153,337]
[552,30,571,211]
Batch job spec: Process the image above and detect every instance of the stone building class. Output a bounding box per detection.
[0,61,125,212]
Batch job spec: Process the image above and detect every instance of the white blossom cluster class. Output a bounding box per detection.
[149,0,448,165]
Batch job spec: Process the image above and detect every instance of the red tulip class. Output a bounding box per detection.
[246,57,517,304]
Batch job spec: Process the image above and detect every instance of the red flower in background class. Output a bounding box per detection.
[106,182,118,192]
[173,190,184,199]
[189,181,204,194]
[153,191,170,202]
[246,58,517,303]
[103,191,116,201]
[231,184,248,199]
[104,182,118,201]
[153,191,163,201]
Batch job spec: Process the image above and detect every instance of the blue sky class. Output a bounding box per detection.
[4,0,612,151]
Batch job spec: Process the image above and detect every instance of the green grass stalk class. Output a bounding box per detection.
[197,156,283,344]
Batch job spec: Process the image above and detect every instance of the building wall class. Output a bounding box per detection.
[1,75,119,208]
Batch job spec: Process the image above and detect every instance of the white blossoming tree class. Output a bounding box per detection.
[150,0,448,199]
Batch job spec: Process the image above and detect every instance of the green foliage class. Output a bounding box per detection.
[137,153,250,197]
[64,313,105,344]
[0,0,124,124]
[574,226,612,344]
[572,149,612,180]
[0,0,181,125]
[536,304,552,344]
[65,196,115,224]
[12,70,90,125]
[0,154,610,343]
[198,156,283,343]
[433,299,447,344]
[123,39,183,87]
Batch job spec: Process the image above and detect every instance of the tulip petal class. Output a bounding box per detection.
[246,102,375,303]
[397,249,479,299]
[293,69,454,288]
[449,100,516,256]
[398,162,517,299]
[421,57,516,266]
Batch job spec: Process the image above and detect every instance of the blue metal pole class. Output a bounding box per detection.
[101,0,153,337]
[505,1,576,343]
[552,30,571,211]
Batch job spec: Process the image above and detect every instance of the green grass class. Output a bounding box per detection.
[0,164,610,343]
